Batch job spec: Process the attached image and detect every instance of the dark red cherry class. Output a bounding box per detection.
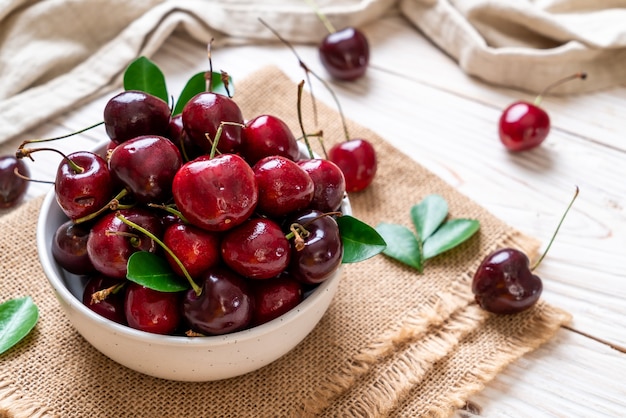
[241,114,300,165]
[297,158,346,212]
[172,153,258,232]
[166,114,202,161]
[328,138,376,192]
[319,27,369,81]
[182,92,244,154]
[250,274,303,326]
[221,217,290,280]
[182,268,253,335]
[498,72,586,152]
[163,222,221,279]
[124,282,182,335]
[103,90,171,144]
[108,135,182,204]
[0,155,29,209]
[472,248,543,314]
[55,151,113,221]
[51,219,95,275]
[498,102,550,152]
[287,209,343,285]
[86,208,162,279]
[253,155,314,218]
[82,275,127,325]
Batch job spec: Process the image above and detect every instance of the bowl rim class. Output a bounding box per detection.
[37,142,349,347]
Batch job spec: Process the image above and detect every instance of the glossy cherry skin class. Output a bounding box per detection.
[108,135,182,205]
[221,217,291,280]
[241,114,300,165]
[0,155,29,208]
[319,27,369,81]
[51,219,95,275]
[328,138,376,192]
[250,273,303,326]
[498,101,550,152]
[182,268,253,335]
[103,90,171,144]
[182,92,244,154]
[86,208,162,279]
[286,209,343,285]
[163,222,221,279]
[472,248,543,314]
[297,158,346,212]
[167,114,202,162]
[55,151,113,221]
[124,282,182,335]
[82,275,127,325]
[172,153,258,232]
[253,155,314,218]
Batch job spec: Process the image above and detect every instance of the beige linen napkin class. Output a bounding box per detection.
[400,0,626,93]
[1,0,625,146]
[0,66,571,418]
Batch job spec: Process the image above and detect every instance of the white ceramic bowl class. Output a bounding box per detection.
[37,143,349,382]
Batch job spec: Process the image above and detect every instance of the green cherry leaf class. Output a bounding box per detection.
[127,252,189,292]
[172,71,234,115]
[422,219,480,260]
[375,223,422,271]
[0,296,39,355]
[123,56,169,103]
[337,215,387,263]
[410,194,448,242]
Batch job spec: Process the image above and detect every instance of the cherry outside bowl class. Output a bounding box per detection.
[36,142,349,382]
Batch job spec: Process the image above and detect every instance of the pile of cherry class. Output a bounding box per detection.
[38,87,375,337]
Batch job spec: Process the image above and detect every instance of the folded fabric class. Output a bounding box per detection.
[1,0,625,147]
[400,0,626,93]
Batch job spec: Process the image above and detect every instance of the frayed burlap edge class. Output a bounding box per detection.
[0,379,55,418]
[297,228,561,417]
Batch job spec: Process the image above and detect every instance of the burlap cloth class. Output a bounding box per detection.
[0,67,571,417]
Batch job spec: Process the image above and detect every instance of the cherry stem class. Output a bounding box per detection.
[12,166,54,185]
[305,0,336,33]
[115,213,202,296]
[206,39,215,93]
[296,80,315,159]
[534,72,587,106]
[74,188,131,224]
[259,18,352,142]
[16,147,84,174]
[17,121,104,149]
[531,186,580,271]
[147,203,189,224]
[90,282,126,304]
[207,121,244,159]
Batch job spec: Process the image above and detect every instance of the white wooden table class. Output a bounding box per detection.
[3,12,624,417]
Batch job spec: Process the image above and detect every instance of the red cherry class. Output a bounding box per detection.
[328,138,376,192]
[253,155,314,218]
[241,114,300,165]
[472,248,542,314]
[250,274,303,326]
[82,275,127,325]
[297,158,346,212]
[125,282,182,335]
[172,153,258,232]
[163,223,221,279]
[319,27,369,81]
[498,72,587,152]
[0,155,29,209]
[182,92,244,154]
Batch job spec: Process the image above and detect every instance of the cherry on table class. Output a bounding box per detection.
[319,26,370,81]
[499,72,587,152]
[0,155,29,209]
